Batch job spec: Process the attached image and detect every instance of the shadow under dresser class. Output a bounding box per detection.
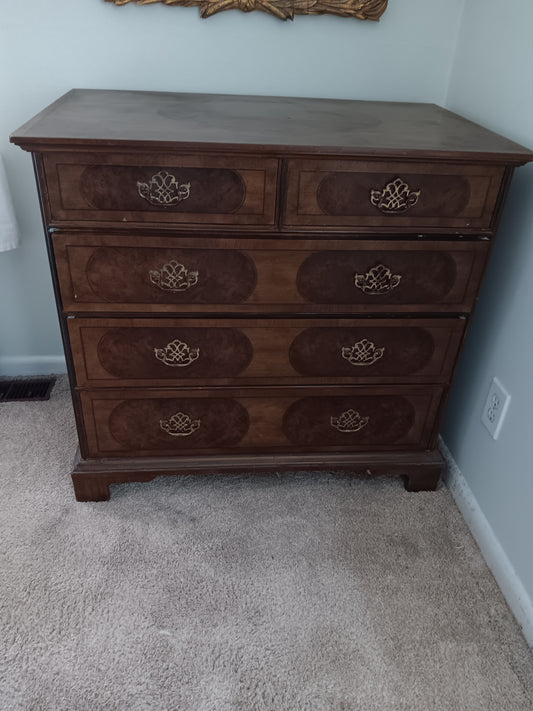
[10,90,533,500]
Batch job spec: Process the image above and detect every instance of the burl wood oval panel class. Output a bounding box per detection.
[289,326,435,377]
[283,395,415,447]
[317,172,470,218]
[85,246,257,304]
[297,250,459,305]
[80,165,246,214]
[108,398,250,451]
[96,327,253,380]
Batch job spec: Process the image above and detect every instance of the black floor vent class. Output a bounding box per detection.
[0,377,56,402]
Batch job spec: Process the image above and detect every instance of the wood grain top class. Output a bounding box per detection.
[10,88,533,162]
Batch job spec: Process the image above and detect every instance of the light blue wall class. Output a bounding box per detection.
[442,0,533,601]
[0,0,465,372]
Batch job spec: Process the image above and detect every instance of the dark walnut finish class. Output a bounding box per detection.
[68,317,464,387]
[53,234,490,315]
[80,386,442,458]
[10,90,533,501]
[42,152,278,226]
[286,159,505,231]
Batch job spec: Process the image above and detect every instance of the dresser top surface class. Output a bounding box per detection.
[10,89,533,162]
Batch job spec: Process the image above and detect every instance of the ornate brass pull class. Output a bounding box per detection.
[331,409,369,433]
[137,170,191,206]
[341,339,385,367]
[154,339,200,368]
[354,264,401,294]
[370,177,420,214]
[149,260,199,292]
[160,411,200,437]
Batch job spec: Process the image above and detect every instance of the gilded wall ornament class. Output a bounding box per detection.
[105,0,388,21]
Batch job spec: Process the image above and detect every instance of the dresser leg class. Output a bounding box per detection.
[404,463,443,492]
[71,473,111,502]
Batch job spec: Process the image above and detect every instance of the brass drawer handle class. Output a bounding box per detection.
[341,339,385,367]
[149,260,199,292]
[370,177,420,214]
[160,411,200,437]
[154,339,200,368]
[354,264,401,294]
[331,409,369,433]
[137,170,191,206]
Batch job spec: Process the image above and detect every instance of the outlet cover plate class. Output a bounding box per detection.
[481,377,511,440]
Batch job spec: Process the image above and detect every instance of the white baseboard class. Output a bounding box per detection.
[440,438,533,648]
[0,355,67,376]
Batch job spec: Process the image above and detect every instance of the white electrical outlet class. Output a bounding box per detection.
[481,377,511,440]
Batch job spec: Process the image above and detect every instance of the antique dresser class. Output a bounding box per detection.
[11,90,533,500]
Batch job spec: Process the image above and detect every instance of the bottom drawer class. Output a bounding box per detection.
[80,386,444,458]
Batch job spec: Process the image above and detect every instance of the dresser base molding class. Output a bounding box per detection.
[71,449,444,501]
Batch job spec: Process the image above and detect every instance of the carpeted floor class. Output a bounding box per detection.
[1,377,532,711]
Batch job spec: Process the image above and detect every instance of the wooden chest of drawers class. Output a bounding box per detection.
[11,90,533,500]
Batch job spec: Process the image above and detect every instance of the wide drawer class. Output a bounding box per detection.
[54,234,489,314]
[68,317,465,387]
[79,386,444,458]
[284,159,505,231]
[41,152,278,226]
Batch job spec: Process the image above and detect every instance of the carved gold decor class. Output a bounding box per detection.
[341,338,385,367]
[149,260,199,292]
[370,177,420,214]
[154,339,200,368]
[137,170,191,206]
[354,264,402,294]
[105,0,388,21]
[331,409,369,433]
[160,411,201,437]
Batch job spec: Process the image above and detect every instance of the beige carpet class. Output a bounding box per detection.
[1,377,532,711]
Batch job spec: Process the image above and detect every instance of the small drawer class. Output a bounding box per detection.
[42,152,278,226]
[68,317,465,387]
[79,386,444,457]
[54,233,489,315]
[284,159,505,231]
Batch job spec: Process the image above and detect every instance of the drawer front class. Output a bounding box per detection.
[68,317,465,387]
[80,386,444,457]
[54,234,489,314]
[296,247,486,308]
[284,159,505,231]
[58,242,259,306]
[42,153,278,226]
